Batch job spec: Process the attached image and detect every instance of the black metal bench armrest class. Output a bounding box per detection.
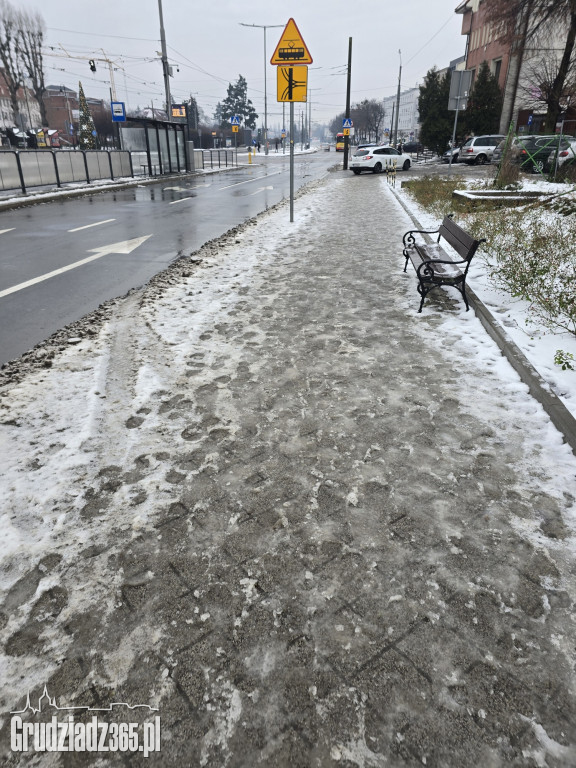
[402,228,439,248]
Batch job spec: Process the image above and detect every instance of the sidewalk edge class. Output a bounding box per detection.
[388,183,576,457]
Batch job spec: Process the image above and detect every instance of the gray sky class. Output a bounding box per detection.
[15,0,465,130]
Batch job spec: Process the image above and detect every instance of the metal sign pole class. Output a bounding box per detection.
[290,101,294,222]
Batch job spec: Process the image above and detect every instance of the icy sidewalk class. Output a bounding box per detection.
[1,173,576,766]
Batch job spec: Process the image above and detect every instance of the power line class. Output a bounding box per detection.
[46,27,159,42]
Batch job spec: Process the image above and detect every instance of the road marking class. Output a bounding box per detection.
[219,172,282,190]
[0,235,152,298]
[0,228,15,235]
[249,186,275,196]
[68,218,116,233]
[169,197,195,205]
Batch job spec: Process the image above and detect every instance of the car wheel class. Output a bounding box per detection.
[475,154,487,165]
[372,162,382,173]
[352,169,361,175]
[402,159,410,171]
[532,160,544,173]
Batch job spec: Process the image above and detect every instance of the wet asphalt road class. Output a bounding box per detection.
[0,152,333,366]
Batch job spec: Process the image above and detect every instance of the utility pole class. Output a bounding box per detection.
[393,50,401,147]
[239,23,284,155]
[158,0,172,116]
[343,37,352,170]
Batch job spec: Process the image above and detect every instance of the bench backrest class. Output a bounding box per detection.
[438,216,484,262]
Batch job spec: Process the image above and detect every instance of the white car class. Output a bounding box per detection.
[349,145,412,174]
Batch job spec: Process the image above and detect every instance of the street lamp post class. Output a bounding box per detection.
[239,22,284,156]
[393,49,402,148]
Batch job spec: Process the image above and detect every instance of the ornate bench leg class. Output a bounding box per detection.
[402,249,410,273]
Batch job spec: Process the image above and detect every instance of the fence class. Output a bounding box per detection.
[0,140,238,197]
[200,150,237,170]
[0,149,136,195]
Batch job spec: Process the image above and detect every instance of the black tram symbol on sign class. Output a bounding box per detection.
[277,44,306,61]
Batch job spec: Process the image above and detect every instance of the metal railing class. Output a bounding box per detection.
[201,149,237,169]
[0,149,135,195]
[0,145,239,196]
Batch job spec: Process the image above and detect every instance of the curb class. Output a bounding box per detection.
[389,182,576,457]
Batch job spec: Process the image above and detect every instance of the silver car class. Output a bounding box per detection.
[458,134,505,165]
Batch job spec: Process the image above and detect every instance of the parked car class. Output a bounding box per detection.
[349,145,412,174]
[493,135,576,174]
[547,136,576,171]
[441,147,460,163]
[458,134,506,164]
[508,135,562,173]
[401,141,424,153]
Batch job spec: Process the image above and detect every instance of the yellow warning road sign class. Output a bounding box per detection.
[270,18,313,65]
[277,66,308,102]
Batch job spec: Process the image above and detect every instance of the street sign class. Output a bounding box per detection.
[232,125,239,133]
[277,66,308,102]
[343,128,350,136]
[111,101,126,122]
[270,18,313,65]
[448,70,472,111]
[343,118,353,129]
[171,104,187,119]
[230,115,241,125]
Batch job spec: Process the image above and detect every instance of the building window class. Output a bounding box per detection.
[493,59,502,84]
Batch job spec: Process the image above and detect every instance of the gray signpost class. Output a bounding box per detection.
[448,69,472,172]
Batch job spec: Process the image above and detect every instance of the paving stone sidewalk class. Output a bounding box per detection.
[2,172,576,767]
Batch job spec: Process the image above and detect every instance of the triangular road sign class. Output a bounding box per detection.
[270,18,313,65]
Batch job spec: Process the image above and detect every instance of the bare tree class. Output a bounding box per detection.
[351,99,386,143]
[485,0,576,132]
[518,55,576,119]
[0,0,23,127]
[17,8,47,126]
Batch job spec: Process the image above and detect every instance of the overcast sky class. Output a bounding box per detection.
[14,0,465,130]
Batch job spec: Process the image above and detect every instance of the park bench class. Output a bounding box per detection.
[402,214,485,312]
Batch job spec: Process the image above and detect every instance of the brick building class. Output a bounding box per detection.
[0,69,42,131]
[455,0,575,134]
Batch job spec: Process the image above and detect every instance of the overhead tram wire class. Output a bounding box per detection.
[404,13,457,66]
[46,27,159,42]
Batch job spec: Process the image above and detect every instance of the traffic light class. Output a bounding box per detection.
[89,60,96,72]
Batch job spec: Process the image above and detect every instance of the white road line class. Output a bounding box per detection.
[168,197,195,205]
[0,254,117,298]
[68,219,116,233]
[0,235,151,299]
[0,228,15,235]
[219,171,282,190]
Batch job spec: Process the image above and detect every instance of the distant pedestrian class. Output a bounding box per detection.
[275,138,279,152]
[257,141,261,152]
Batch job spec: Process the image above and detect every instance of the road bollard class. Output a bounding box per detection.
[248,148,252,165]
